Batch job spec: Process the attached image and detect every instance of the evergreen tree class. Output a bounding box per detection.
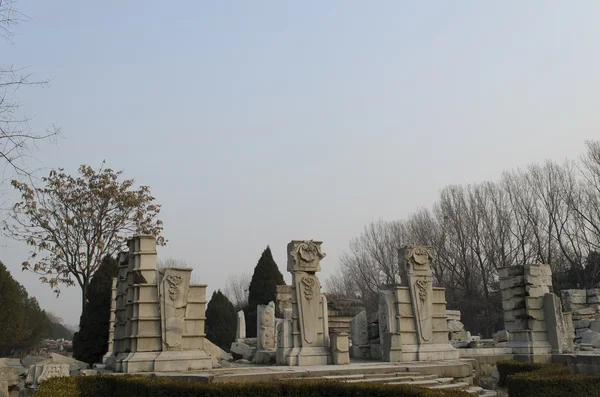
[0,262,52,356]
[0,262,27,355]
[205,290,236,351]
[73,255,118,365]
[245,246,285,337]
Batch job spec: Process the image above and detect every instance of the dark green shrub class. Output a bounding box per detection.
[37,375,473,397]
[246,246,285,337]
[205,289,237,351]
[507,368,600,397]
[497,360,545,386]
[73,255,118,365]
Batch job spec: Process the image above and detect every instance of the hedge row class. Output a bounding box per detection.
[507,369,600,397]
[497,360,545,386]
[497,360,600,397]
[37,375,473,397]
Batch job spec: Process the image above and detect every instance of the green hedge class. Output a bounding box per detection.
[497,360,545,386]
[37,375,473,397]
[507,370,600,397]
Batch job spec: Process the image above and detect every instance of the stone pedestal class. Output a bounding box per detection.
[330,333,349,364]
[279,240,332,366]
[381,246,458,362]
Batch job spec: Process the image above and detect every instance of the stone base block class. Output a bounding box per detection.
[276,348,291,365]
[507,340,552,355]
[113,353,129,373]
[253,349,276,365]
[122,352,160,373]
[370,344,383,360]
[351,345,371,360]
[154,350,212,372]
[382,333,403,362]
[399,344,460,361]
[287,347,332,366]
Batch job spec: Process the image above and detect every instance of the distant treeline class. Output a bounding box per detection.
[0,261,73,356]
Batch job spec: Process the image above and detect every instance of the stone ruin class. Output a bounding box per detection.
[499,264,573,354]
[276,240,333,365]
[350,246,459,362]
[561,289,600,349]
[103,236,212,373]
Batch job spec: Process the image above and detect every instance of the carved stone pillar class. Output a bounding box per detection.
[285,240,332,366]
[154,267,212,371]
[381,246,458,361]
[253,302,277,364]
[276,308,293,365]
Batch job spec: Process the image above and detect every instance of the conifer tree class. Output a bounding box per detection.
[0,262,27,355]
[205,290,236,351]
[73,255,118,365]
[0,262,52,355]
[246,246,285,337]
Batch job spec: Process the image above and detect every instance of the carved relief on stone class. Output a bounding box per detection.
[288,240,326,272]
[295,273,321,345]
[159,268,192,350]
[258,302,276,349]
[405,246,434,271]
[166,274,183,301]
[415,279,429,302]
[301,276,316,301]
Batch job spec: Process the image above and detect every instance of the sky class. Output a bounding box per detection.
[1,0,600,326]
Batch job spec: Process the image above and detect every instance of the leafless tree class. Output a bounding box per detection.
[223,272,251,311]
[1,0,60,183]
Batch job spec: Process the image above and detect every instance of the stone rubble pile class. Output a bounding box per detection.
[0,353,88,396]
[561,289,600,350]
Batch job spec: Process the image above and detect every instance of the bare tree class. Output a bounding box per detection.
[4,164,166,313]
[1,0,60,181]
[223,272,251,311]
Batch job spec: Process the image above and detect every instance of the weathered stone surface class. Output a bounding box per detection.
[275,285,293,317]
[581,329,600,348]
[561,290,588,312]
[350,311,369,346]
[19,356,42,369]
[236,310,246,341]
[330,333,350,365]
[36,354,88,372]
[38,364,69,384]
[230,342,256,361]
[492,330,509,343]
[590,320,600,333]
[378,289,396,338]
[446,310,461,321]
[0,368,19,388]
[574,319,592,329]
[575,307,596,316]
[498,266,525,279]
[204,339,232,364]
[587,289,600,297]
[0,359,25,377]
[447,319,464,333]
[367,324,379,340]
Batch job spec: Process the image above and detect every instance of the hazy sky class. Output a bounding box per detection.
[2,1,599,326]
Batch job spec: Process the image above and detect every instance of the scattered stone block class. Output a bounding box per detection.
[0,359,25,376]
[37,364,70,384]
[574,319,592,329]
[230,342,256,361]
[0,368,19,388]
[330,333,350,365]
[204,339,233,366]
[492,330,509,343]
[581,330,600,348]
[350,311,368,346]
